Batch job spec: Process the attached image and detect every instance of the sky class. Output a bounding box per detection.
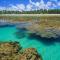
[0,0,60,11]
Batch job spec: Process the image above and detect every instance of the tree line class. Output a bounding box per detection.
[0,9,60,14]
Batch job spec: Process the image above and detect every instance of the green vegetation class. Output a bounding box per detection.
[0,9,60,14]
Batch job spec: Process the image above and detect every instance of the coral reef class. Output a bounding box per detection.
[0,42,42,60]
[19,48,42,60]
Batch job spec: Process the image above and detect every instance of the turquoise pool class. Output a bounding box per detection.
[0,26,60,60]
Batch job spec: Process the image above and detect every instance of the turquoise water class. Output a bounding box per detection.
[0,26,60,60]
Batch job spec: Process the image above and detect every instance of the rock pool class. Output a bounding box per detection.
[0,24,60,60]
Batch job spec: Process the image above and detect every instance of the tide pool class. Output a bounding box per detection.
[0,26,60,60]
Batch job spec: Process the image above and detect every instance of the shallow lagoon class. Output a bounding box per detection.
[0,25,60,60]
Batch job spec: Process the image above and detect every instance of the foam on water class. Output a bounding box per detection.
[0,26,60,60]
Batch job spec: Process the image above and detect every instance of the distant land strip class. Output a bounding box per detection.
[0,14,60,17]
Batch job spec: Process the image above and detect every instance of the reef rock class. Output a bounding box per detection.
[19,48,42,60]
[0,42,21,60]
[0,42,42,60]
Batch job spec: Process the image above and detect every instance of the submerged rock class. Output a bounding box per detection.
[0,42,42,60]
[26,22,60,38]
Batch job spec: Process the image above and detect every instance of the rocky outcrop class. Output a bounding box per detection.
[0,42,42,60]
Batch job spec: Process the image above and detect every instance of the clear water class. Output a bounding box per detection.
[0,26,60,60]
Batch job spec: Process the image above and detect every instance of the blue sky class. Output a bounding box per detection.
[0,0,60,11]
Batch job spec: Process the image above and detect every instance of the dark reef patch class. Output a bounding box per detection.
[0,41,42,60]
[15,27,60,46]
[27,33,60,46]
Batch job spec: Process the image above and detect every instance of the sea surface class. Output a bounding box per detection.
[0,24,60,60]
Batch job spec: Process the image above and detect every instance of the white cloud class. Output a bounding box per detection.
[6,4,25,11]
[47,1,52,6]
[0,4,25,12]
[29,0,45,10]
[58,2,60,6]
[26,4,33,11]
[0,0,59,11]
[16,4,25,11]
[29,0,35,5]
[29,0,58,10]
[53,4,57,7]
[7,5,18,11]
[0,6,6,10]
[35,2,40,7]
[29,0,48,10]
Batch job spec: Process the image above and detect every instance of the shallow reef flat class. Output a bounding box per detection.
[0,14,60,38]
[0,42,42,60]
